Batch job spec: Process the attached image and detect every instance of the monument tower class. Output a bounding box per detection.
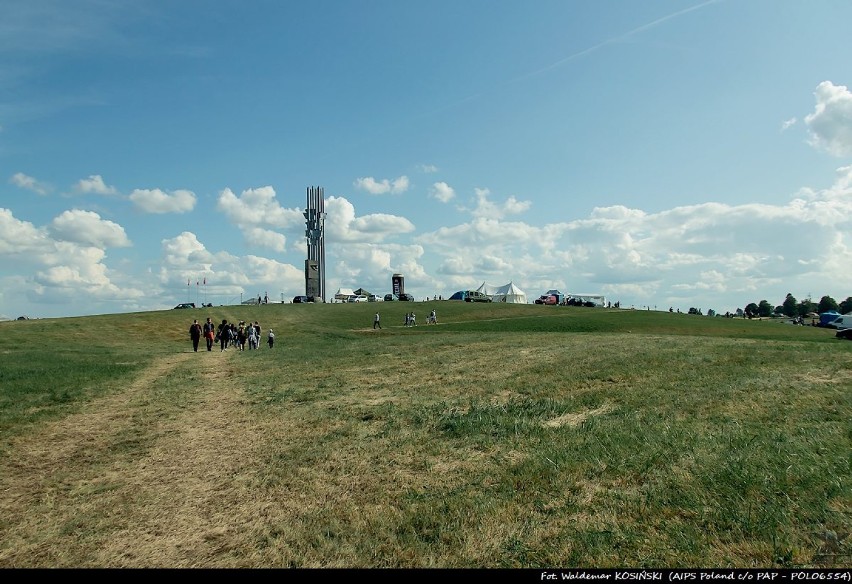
[303,186,326,302]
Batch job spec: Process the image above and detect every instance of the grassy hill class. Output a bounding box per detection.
[0,302,849,567]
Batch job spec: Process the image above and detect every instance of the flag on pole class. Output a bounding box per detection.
[203,277,207,285]
[187,278,190,286]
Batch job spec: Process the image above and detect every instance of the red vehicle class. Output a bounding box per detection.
[535,295,558,305]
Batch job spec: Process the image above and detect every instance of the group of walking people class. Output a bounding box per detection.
[406,309,438,326]
[373,308,438,330]
[372,308,439,330]
[404,309,438,327]
[188,317,274,352]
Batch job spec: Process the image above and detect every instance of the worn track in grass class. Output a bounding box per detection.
[0,350,272,567]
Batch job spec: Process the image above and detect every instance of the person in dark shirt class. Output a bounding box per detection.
[217,319,229,351]
[189,319,202,352]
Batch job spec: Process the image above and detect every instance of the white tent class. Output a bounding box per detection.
[334,287,356,302]
[476,281,528,304]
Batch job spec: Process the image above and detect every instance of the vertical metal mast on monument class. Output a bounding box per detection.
[303,186,326,302]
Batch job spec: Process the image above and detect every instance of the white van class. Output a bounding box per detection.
[828,315,852,329]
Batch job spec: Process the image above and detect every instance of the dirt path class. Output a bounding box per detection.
[0,350,272,568]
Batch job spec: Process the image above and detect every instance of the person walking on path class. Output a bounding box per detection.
[217,319,229,351]
[189,319,202,352]
[247,324,258,350]
[203,317,216,351]
[374,312,382,329]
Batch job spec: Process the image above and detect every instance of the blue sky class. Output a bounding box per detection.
[3,0,852,319]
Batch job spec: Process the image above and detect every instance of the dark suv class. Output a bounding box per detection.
[399,293,415,302]
[292,295,309,303]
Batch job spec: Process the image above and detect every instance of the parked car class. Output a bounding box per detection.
[384,293,399,301]
[348,295,368,302]
[368,294,383,302]
[173,303,196,309]
[565,297,595,307]
[463,290,492,303]
[292,295,309,303]
[534,295,557,305]
[399,293,416,302]
[836,328,852,340]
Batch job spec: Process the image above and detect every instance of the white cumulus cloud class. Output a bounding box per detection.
[469,187,532,219]
[430,181,455,203]
[217,186,301,227]
[10,172,50,195]
[354,175,410,194]
[130,188,196,214]
[244,227,287,252]
[805,81,852,157]
[216,186,301,251]
[75,175,119,196]
[161,231,212,267]
[49,209,131,248]
[0,208,143,311]
[325,196,415,243]
[0,208,50,255]
[158,231,303,300]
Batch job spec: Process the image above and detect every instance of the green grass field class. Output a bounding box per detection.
[0,302,849,568]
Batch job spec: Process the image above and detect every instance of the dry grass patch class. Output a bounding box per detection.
[0,351,285,567]
[542,402,615,429]
[794,369,852,385]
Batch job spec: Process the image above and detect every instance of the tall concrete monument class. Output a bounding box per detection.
[303,186,326,302]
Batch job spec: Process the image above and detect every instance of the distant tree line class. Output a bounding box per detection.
[742,293,852,318]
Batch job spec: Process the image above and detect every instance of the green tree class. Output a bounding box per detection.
[745,302,759,318]
[839,297,852,314]
[782,293,798,317]
[818,295,839,313]
[758,300,773,317]
[797,299,816,317]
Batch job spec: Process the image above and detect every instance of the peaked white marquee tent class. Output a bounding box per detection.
[475,281,528,304]
[334,287,356,302]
